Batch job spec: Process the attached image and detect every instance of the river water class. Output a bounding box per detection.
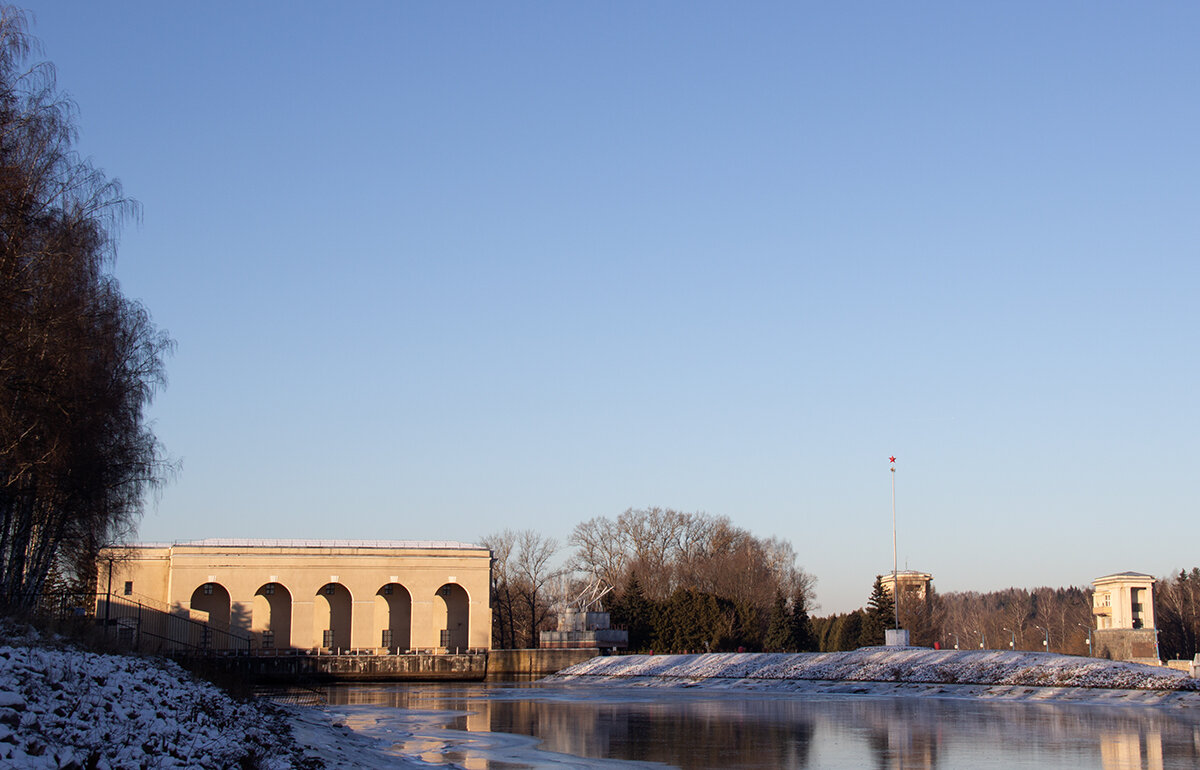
[319,682,1200,769]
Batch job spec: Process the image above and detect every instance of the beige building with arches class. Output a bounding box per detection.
[99,539,492,652]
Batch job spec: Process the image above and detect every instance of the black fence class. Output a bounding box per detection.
[32,590,251,654]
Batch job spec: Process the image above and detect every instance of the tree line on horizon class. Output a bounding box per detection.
[1155,569,1200,661]
[483,508,1101,657]
[483,505,1200,665]
[815,574,1200,661]
[811,581,1097,656]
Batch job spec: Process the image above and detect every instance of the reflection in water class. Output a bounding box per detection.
[1101,729,1164,770]
[318,683,1200,769]
[866,713,938,770]
[485,698,815,769]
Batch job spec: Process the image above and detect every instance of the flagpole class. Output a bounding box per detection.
[891,456,898,630]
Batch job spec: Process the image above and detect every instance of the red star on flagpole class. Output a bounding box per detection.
[889,456,896,463]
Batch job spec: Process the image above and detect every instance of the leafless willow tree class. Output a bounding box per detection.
[0,6,173,610]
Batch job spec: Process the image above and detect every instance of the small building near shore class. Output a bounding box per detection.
[1092,571,1158,663]
[539,609,628,651]
[98,539,492,653]
[879,570,936,647]
[880,570,933,601]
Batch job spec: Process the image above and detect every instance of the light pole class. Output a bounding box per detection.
[105,557,114,632]
[1003,627,1016,652]
[1076,623,1093,657]
[952,633,960,650]
[890,456,898,631]
[1035,625,1049,652]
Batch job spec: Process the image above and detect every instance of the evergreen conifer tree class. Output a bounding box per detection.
[836,611,863,651]
[764,592,793,651]
[789,590,815,652]
[611,573,654,651]
[860,576,895,646]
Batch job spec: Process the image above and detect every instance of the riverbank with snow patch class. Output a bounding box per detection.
[545,649,1200,707]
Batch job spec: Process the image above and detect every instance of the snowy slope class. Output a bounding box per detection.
[0,624,420,769]
[547,649,1200,705]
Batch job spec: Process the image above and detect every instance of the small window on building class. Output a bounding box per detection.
[382,629,392,648]
[322,629,333,649]
[203,583,214,595]
[383,585,393,595]
[263,583,274,595]
[324,584,335,596]
[440,629,450,647]
[439,586,452,598]
[123,581,133,596]
[261,631,274,649]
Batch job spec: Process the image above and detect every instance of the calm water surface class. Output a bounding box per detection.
[319,682,1200,769]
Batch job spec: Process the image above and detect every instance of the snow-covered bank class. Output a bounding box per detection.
[546,649,1200,706]
[0,625,418,769]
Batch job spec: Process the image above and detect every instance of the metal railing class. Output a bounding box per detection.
[94,593,252,654]
[28,590,252,654]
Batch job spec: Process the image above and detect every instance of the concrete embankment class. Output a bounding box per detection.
[184,651,489,683]
[182,647,601,683]
[486,648,598,679]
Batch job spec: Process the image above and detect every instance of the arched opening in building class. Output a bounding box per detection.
[190,582,231,628]
[189,582,232,650]
[433,583,470,652]
[314,583,352,651]
[375,583,412,652]
[252,583,292,649]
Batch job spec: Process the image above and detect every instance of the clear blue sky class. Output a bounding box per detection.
[21,2,1200,613]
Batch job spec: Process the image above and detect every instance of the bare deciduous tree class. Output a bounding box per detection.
[934,586,1091,654]
[569,507,817,650]
[515,529,561,646]
[481,528,563,648]
[619,507,687,598]
[1156,569,1200,661]
[566,515,628,592]
[480,530,517,648]
[0,6,173,610]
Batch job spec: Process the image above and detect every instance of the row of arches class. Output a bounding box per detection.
[189,581,470,651]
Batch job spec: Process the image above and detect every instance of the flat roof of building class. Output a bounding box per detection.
[127,538,487,551]
[1094,571,1155,581]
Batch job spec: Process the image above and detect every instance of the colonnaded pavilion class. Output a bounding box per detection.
[98,539,492,652]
